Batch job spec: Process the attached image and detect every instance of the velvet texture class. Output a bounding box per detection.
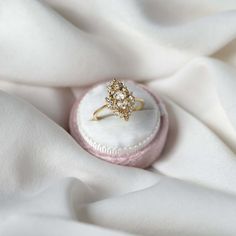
[70,82,169,168]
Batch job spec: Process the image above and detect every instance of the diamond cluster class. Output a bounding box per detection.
[105,79,136,121]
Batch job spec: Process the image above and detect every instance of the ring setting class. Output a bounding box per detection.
[92,79,144,121]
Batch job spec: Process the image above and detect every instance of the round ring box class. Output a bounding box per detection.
[69,81,169,168]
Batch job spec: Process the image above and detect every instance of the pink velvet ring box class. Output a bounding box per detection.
[69,81,169,168]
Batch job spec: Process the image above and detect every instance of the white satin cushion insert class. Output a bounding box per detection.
[77,82,161,155]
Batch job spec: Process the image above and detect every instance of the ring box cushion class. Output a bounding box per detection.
[69,81,169,168]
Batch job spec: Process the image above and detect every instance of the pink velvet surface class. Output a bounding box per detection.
[69,82,169,168]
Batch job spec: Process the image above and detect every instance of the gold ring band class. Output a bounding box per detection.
[92,98,144,121]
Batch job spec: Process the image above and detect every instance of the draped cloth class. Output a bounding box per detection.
[0,1,236,235]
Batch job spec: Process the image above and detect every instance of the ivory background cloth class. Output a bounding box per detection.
[0,0,236,235]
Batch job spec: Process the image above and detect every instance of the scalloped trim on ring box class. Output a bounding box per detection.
[69,81,169,168]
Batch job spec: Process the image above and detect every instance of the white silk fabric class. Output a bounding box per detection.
[0,0,236,235]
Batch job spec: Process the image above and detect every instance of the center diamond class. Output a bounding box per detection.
[114,91,126,100]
